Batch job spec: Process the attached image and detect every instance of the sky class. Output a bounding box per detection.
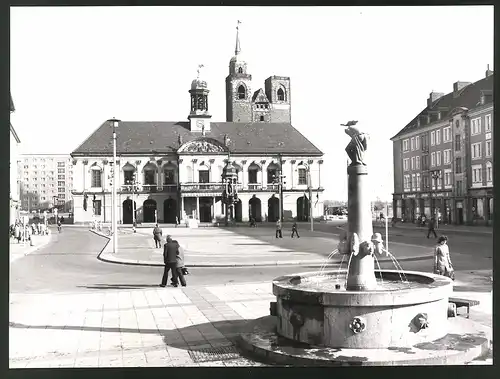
[10,6,494,201]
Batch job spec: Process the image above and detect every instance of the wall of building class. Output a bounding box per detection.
[225,76,252,122]
[10,132,20,223]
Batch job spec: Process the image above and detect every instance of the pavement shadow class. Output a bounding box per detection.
[76,284,161,290]
[9,318,252,354]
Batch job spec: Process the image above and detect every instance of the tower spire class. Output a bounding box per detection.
[235,20,241,55]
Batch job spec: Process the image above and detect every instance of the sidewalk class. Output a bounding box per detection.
[9,276,492,368]
[371,222,492,234]
[9,234,53,264]
[93,227,432,268]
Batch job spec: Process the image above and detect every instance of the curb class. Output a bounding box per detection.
[95,252,432,268]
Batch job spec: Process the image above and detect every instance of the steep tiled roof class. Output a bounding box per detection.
[391,74,494,140]
[252,88,270,103]
[71,121,323,156]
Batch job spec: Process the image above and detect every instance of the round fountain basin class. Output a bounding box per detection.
[272,270,453,349]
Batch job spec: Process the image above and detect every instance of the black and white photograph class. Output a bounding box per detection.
[9,5,493,368]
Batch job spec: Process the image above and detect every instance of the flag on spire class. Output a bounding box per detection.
[235,20,242,55]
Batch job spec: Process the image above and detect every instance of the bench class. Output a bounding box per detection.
[449,297,480,318]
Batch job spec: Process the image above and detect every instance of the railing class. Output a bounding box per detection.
[181,183,225,192]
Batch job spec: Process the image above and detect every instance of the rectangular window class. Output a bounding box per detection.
[444,149,451,164]
[144,170,156,185]
[416,173,421,190]
[410,137,415,151]
[485,141,492,157]
[94,200,102,216]
[198,170,209,183]
[57,162,65,167]
[486,164,492,183]
[430,131,436,146]
[298,168,307,185]
[455,135,461,151]
[164,169,175,184]
[267,169,278,184]
[456,180,462,196]
[416,156,420,169]
[443,127,451,142]
[431,152,436,167]
[437,176,442,189]
[58,181,64,187]
[415,136,420,150]
[436,151,441,166]
[124,171,134,184]
[471,142,482,159]
[485,114,492,132]
[91,169,102,187]
[421,135,428,151]
[411,157,415,170]
[472,166,482,184]
[58,187,65,193]
[248,169,258,184]
[58,194,65,199]
[403,159,409,171]
[403,139,409,152]
[455,157,462,174]
[58,175,65,180]
[435,129,441,145]
[471,118,482,135]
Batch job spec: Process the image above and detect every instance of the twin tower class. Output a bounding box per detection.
[225,23,291,124]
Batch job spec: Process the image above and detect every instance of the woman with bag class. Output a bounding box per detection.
[434,235,454,280]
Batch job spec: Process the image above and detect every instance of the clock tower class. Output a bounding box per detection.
[188,64,212,134]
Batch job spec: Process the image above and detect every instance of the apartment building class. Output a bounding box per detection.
[18,154,75,212]
[391,67,493,225]
[10,93,21,224]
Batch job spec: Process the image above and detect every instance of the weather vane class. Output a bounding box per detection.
[197,64,204,78]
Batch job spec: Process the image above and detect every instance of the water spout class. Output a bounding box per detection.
[373,253,383,283]
[387,251,409,284]
[320,249,339,275]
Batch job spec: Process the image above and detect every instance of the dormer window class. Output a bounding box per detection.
[277,88,285,101]
[238,85,246,100]
[238,67,243,74]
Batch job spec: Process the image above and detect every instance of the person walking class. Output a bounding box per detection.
[153,223,163,248]
[275,219,283,238]
[160,236,179,287]
[171,240,187,287]
[433,235,454,280]
[427,217,437,239]
[291,222,300,238]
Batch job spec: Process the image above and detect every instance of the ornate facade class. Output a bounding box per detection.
[70,23,324,225]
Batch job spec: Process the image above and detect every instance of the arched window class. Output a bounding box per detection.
[486,161,493,183]
[277,87,285,101]
[238,85,246,100]
[238,67,243,74]
[247,163,260,184]
[298,168,307,185]
[143,162,157,185]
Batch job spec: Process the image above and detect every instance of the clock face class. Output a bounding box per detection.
[196,120,204,128]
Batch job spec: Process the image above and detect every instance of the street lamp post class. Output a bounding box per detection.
[430,169,441,229]
[108,118,121,253]
[222,159,238,227]
[299,161,314,231]
[272,173,286,222]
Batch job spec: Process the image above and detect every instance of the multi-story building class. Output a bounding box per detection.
[70,24,325,225]
[18,154,75,212]
[10,93,21,224]
[391,67,493,225]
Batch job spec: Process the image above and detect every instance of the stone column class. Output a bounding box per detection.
[196,197,200,221]
[212,197,216,221]
[345,164,376,291]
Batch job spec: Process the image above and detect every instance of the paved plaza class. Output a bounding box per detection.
[9,226,493,367]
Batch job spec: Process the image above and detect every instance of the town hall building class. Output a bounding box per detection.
[70,24,325,225]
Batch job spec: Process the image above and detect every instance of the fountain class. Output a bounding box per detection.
[238,122,490,365]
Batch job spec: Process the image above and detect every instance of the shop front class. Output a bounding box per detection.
[468,188,493,226]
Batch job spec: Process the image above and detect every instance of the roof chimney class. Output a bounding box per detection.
[453,81,471,97]
[178,135,183,145]
[485,64,493,78]
[427,91,444,108]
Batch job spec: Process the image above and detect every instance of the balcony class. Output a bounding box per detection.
[181,183,225,192]
[120,184,178,193]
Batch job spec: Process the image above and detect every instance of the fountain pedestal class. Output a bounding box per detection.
[345,164,377,291]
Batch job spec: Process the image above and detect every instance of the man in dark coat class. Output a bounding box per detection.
[427,217,437,239]
[291,222,300,238]
[170,240,187,287]
[160,236,179,287]
[153,224,163,248]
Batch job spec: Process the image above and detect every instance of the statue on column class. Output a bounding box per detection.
[342,121,368,166]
